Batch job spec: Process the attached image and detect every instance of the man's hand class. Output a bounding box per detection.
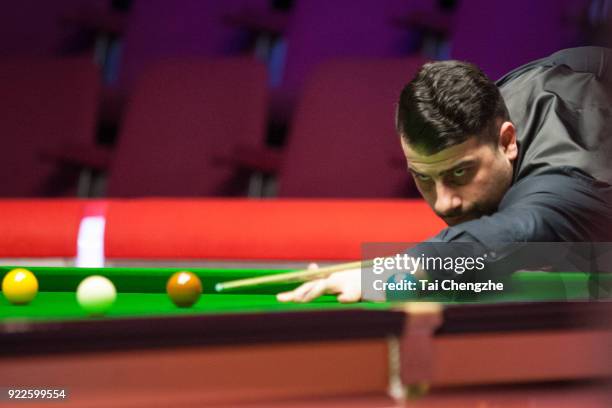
[276,264,361,303]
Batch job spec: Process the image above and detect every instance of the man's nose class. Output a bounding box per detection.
[434,184,462,215]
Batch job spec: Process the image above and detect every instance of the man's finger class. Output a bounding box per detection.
[295,279,328,303]
[292,280,326,303]
[276,291,295,302]
[277,280,317,303]
[277,263,320,302]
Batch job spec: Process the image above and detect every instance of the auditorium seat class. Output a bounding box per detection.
[276,57,426,198]
[269,0,432,124]
[0,57,100,197]
[105,58,268,197]
[102,0,269,124]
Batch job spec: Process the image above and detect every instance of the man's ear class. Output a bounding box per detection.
[499,121,518,161]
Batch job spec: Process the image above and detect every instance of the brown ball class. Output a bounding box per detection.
[166,271,202,307]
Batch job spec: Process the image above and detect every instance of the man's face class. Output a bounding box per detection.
[401,122,518,226]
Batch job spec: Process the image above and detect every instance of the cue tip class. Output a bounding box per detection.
[214,283,224,292]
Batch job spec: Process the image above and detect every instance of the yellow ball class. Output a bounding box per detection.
[2,268,39,305]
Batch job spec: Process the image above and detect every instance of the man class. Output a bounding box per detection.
[278,46,612,303]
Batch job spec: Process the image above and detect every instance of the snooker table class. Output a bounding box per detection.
[1,266,612,407]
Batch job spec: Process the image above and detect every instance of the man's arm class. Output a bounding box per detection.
[410,167,612,282]
[436,167,612,244]
[278,168,612,302]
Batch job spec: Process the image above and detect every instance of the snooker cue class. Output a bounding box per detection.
[215,260,371,292]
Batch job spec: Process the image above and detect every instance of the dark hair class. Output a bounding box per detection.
[396,60,510,155]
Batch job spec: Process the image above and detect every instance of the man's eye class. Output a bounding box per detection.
[416,174,431,182]
[453,168,466,177]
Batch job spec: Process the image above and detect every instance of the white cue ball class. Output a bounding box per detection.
[76,275,117,316]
